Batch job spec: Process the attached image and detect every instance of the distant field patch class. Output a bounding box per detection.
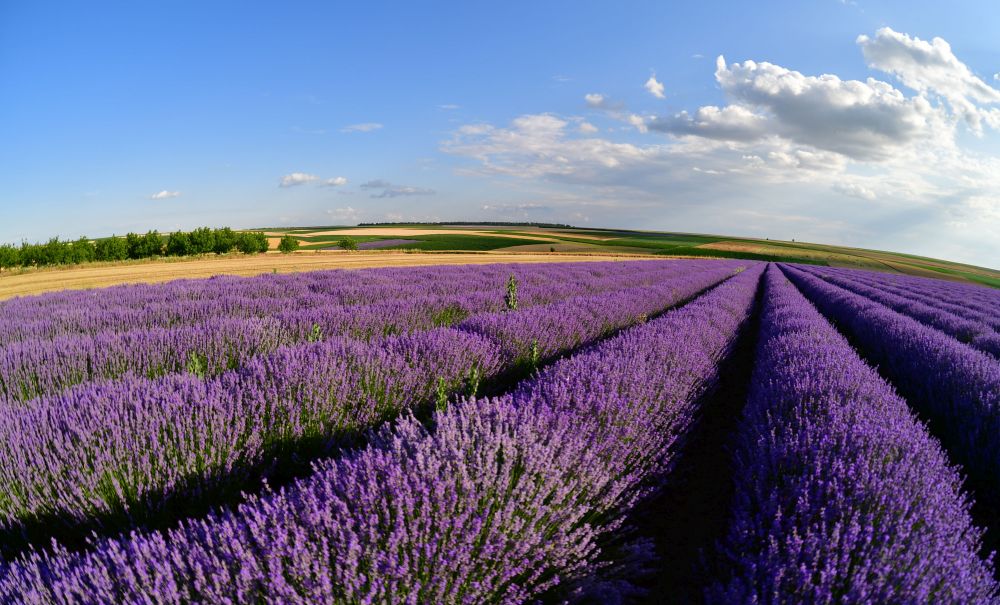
[356,239,419,249]
[379,234,554,251]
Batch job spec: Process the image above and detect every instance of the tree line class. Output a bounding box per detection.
[0,227,270,270]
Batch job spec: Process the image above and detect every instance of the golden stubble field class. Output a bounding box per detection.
[0,250,660,301]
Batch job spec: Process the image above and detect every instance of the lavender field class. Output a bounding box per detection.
[0,259,998,604]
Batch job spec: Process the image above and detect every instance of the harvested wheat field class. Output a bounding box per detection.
[0,250,657,300]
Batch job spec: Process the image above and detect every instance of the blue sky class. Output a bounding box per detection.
[2,1,999,267]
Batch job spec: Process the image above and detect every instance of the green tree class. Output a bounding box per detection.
[337,237,358,251]
[18,242,39,266]
[131,230,163,258]
[212,227,237,254]
[125,233,142,259]
[165,231,193,256]
[70,237,96,263]
[41,238,71,265]
[236,231,269,254]
[277,235,300,254]
[188,227,215,254]
[95,236,128,261]
[0,244,20,269]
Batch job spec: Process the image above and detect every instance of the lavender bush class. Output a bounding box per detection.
[795,265,1000,357]
[783,265,1000,512]
[0,265,763,603]
[0,261,745,547]
[710,266,997,603]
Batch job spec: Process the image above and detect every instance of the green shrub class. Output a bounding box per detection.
[278,235,300,254]
[188,227,215,254]
[166,232,193,256]
[95,237,128,261]
[236,231,269,254]
[0,244,20,269]
[212,228,237,254]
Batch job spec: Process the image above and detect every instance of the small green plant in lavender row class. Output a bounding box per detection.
[505,274,518,311]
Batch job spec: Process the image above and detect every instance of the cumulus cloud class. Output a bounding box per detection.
[281,173,350,188]
[326,206,360,221]
[648,29,1000,160]
[650,105,769,142]
[481,203,550,214]
[340,122,383,133]
[716,55,950,159]
[626,113,649,133]
[279,172,319,187]
[443,113,663,179]
[372,186,435,198]
[833,182,878,201]
[442,28,1000,267]
[858,27,1000,133]
[360,179,435,198]
[150,190,181,200]
[644,75,665,99]
[585,93,607,108]
[578,121,599,134]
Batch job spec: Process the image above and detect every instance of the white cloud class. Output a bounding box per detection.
[644,75,665,99]
[340,122,383,133]
[481,203,550,215]
[578,121,599,134]
[150,190,181,200]
[585,93,607,108]
[626,113,648,133]
[359,179,435,198]
[711,55,951,160]
[279,172,319,187]
[373,186,435,198]
[322,176,348,187]
[443,113,663,178]
[833,182,878,201]
[442,29,1000,267]
[439,104,461,110]
[325,206,360,221]
[858,27,1000,133]
[651,105,769,142]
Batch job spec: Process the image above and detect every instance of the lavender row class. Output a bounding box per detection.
[0,264,764,603]
[0,296,488,404]
[710,266,996,603]
[795,265,1000,357]
[0,262,746,548]
[813,266,1000,332]
[0,262,673,346]
[0,261,716,404]
[822,266,1000,318]
[782,265,1000,510]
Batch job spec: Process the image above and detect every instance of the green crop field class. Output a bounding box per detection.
[261,223,1000,287]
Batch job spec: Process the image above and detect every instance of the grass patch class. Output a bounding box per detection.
[668,247,829,265]
[906,263,1000,289]
[381,234,552,251]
